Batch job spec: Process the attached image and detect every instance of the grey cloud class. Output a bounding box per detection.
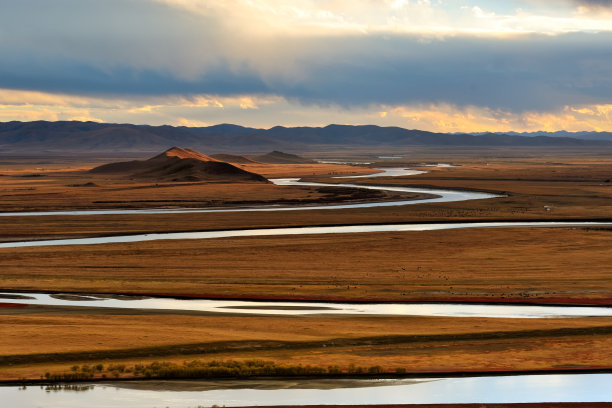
[275,32,612,111]
[570,0,612,8]
[1,0,611,112]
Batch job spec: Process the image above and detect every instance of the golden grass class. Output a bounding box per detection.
[0,162,373,213]
[0,310,610,380]
[1,228,610,302]
[0,157,610,243]
[1,152,611,381]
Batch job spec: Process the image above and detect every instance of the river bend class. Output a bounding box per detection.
[0,168,498,216]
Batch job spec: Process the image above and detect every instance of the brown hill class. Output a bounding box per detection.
[253,151,314,164]
[153,146,220,162]
[210,153,260,164]
[91,147,268,183]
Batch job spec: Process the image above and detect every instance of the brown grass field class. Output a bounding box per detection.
[0,149,611,383]
[1,228,611,303]
[0,308,610,381]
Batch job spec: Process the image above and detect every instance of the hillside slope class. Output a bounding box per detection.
[91,147,268,183]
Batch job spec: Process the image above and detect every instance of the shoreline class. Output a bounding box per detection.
[1,367,611,386]
[236,404,612,408]
[2,288,611,307]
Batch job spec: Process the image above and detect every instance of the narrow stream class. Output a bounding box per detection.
[0,221,610,249]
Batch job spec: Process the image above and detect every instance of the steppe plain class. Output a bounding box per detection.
[0,146,610,387]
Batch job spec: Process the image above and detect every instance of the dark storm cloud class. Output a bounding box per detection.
[0,57,270,97]
[273,32,612,111]
[1,0,611,112]
[571,0,612,8]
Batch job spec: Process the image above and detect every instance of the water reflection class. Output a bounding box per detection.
[43,384,94,393]
[2,292,610,318]
[331,167,426,178]
[3,374,611,407]
[0,221,610,249]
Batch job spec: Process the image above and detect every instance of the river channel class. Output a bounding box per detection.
[0,220,610,249]
[0,168,498,216]
[2,373,611,407]
[2,292,610,318]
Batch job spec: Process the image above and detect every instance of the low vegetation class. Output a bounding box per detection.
[43,359,392,381]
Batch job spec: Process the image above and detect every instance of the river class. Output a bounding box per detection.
[0,220,610,249]
[0,168,498,217]
[2,373,611,407]
[2,292,610,317]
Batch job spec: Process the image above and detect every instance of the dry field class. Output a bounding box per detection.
[0,307,610,381]
[1,228,611,303]
[0,154,610,243]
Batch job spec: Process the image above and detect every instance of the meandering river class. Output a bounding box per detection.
[0,220,610,249]
[3,166,610,406]
[0,168,498,216]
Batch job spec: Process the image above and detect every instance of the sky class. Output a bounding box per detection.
[1,0,611,132]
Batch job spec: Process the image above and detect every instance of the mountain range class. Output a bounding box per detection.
[468,130,612,141]
[1,121,610,153]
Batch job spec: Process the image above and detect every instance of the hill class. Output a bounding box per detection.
[253,151,315,164]
[210,154,260,164]
[91,147,268,183]
[1,121,611,153]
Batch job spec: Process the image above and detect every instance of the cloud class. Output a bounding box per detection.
[380,103,612,132]
[2,88,610,131]
[572,0,612,8]
[1,0,611,116]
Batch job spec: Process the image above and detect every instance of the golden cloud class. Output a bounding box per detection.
[382,103,612,132]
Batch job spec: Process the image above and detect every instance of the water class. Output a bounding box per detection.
[1,292,610,318]
[0,168,499,216]
[331,167,426,178]
[0,221,609,249]
[2,374,611,407]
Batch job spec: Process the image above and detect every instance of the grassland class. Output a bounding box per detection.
[0,148,610,382]
[1,228,611,304]
[1,308,610,381]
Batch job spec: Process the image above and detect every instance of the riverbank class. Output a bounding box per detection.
[238,404,612,408]
[3,365,612,386]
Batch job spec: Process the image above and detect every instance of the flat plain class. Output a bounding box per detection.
[0,147,610,381]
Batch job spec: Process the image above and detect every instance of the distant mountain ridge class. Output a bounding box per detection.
[468,130,612,142]
[1,120,610,153]
[253,151,315,164]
